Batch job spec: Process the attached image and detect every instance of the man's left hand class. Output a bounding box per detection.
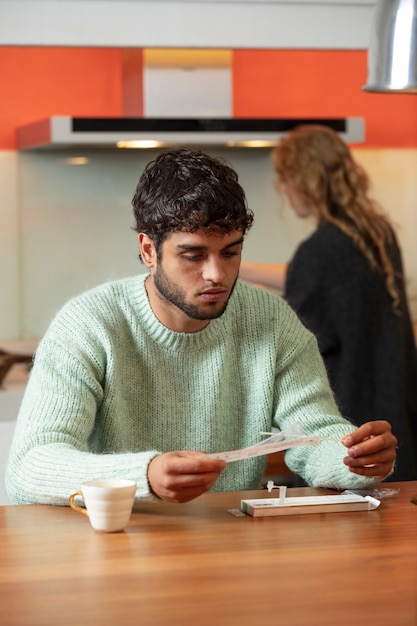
[341,420,397,479]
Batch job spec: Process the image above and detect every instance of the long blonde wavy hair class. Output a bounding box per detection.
[272,124,400,311]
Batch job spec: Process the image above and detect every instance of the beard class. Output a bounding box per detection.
[153,264,237,321]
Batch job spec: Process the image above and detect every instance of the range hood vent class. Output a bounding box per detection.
[16,116,365,151]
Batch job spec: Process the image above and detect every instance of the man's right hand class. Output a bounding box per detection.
[147,451,227,503]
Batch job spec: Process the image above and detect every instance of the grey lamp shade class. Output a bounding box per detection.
[363,0,417,93]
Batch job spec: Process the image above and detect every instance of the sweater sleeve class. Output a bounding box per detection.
[5,330,161,506]
[285,237,338,357]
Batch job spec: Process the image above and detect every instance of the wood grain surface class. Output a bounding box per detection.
[1,482,416,626]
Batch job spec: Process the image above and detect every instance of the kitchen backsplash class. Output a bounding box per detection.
[0,146,416,340]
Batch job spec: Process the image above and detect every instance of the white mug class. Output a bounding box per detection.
[69,479,137,533]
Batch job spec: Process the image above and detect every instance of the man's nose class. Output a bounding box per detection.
[202,257,226,283]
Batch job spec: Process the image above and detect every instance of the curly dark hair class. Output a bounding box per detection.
[132,147,254,260]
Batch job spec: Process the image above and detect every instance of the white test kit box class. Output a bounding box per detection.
[241,493,380,517]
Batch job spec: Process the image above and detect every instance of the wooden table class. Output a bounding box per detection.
[1,482,416,626]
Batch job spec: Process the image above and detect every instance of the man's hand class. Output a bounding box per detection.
[147,451,227,503]
[342,420,397,479]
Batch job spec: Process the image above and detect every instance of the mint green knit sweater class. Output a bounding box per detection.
[6,274,377,505]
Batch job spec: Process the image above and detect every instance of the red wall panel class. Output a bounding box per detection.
[233,50,417,148]
[0,47,123,149]
[0,47,416,149]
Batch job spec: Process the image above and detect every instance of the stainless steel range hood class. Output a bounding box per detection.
[16,116,365,151]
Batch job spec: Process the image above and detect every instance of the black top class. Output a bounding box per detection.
[285,221,417,481]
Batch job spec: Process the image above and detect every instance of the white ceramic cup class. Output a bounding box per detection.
[69,479,137,532]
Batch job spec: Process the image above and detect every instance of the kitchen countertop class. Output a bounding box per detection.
[0,340,38,393]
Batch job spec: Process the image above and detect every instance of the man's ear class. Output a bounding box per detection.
[138,233,156,268]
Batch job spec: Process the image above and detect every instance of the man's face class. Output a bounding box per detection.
[141,229,244,332]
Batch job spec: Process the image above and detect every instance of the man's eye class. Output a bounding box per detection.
[183,254,202,261]
[224,250,240,257]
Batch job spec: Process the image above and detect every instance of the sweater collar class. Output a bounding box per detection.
[130,273,234,350]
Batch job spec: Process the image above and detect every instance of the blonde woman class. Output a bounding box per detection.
[240,125,417,481]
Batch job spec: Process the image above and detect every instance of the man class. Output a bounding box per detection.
[6,147,396,506]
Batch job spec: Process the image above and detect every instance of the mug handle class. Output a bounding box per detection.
[69,491,89,517]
